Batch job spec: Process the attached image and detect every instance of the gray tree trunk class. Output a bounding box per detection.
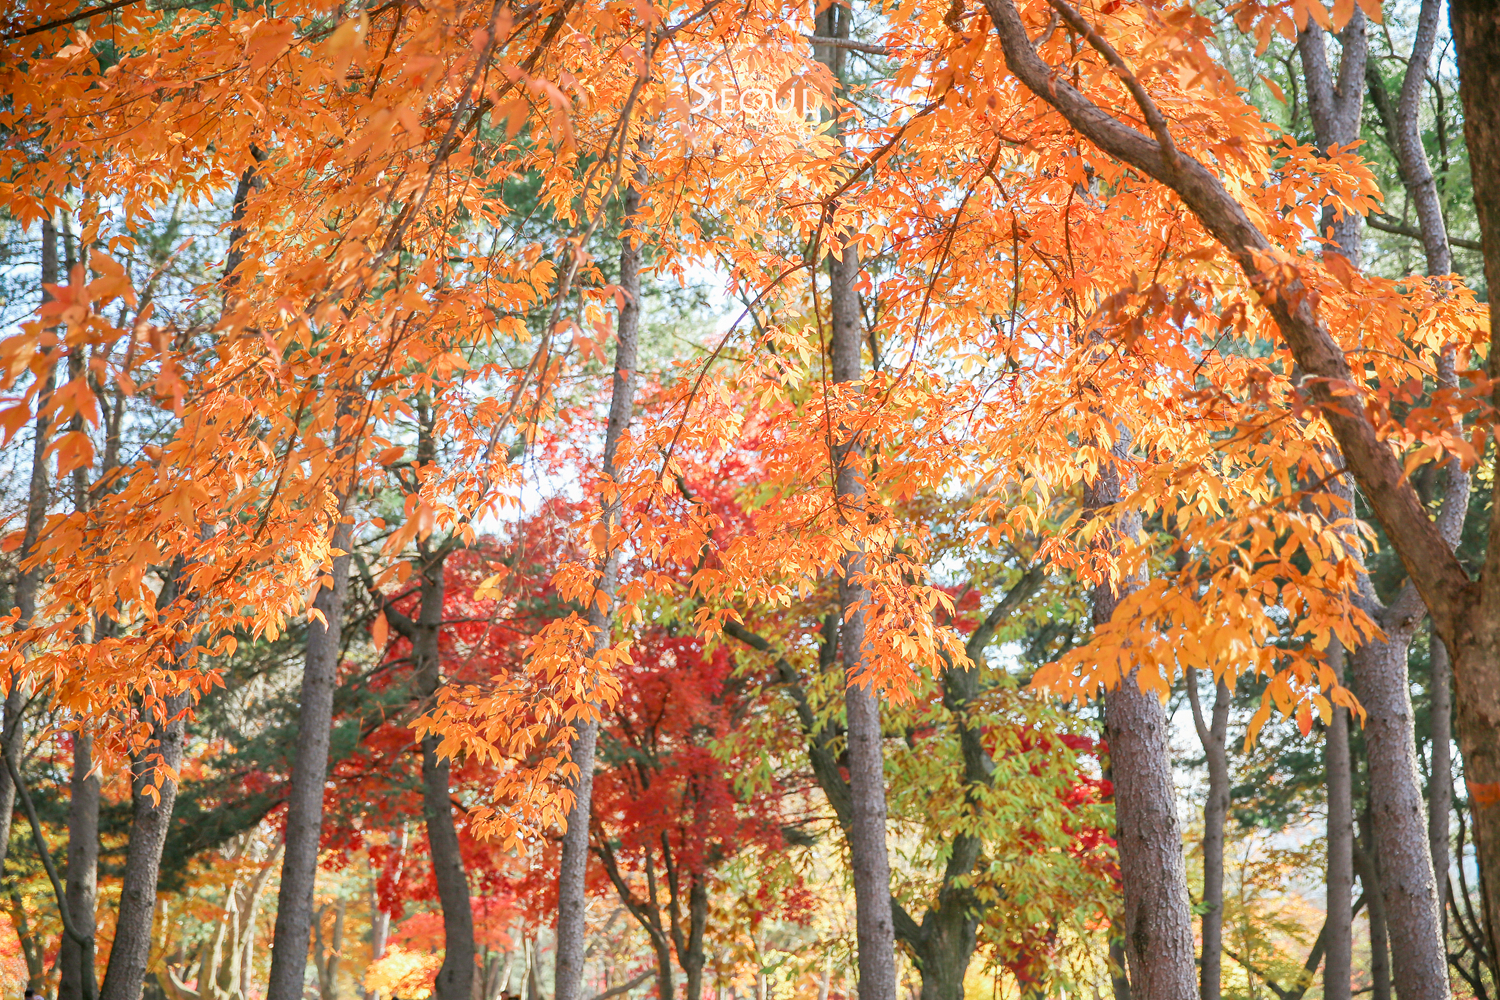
[831,240,897,1000]
[818,5,897,997]
[1351,610,1449,1000]
[98,690,190,1000]
[59,731,100,1000]
[1448,3,1500,964]
[1430,635,1452,922]
[1186,670,1229,1000]
[266,511,352,1000]
[554,158,645,1000]
[1325,638,1354,1000]
[1087,436,1197,1000]
[413,541,475,1000]
[2,217,59,878]
[1296,7,1367,264]
[1395,0,1453,278]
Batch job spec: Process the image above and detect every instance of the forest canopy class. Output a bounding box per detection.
[0,0,1497,999]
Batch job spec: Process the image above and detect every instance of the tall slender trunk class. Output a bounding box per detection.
[414,536,475,1000]
[59,731,100,1000]
[1325,638,1354,1000]
[266,505,352,1000]
[833,242,896,1000]
[1088,434,1197,1000]
[1430,635,1452,926]
[1375,0,1462,956]
[682,876,708,1000]
[98,689,190,1000]
[1186,670,1230,1000]
[1355,816,1392,1000]
[1430,0,1500,970]
[817,5,897,997]
[1,216,61,877]
[1351,616,1449,1000]
[61,312,100,1000]
[367,856,391,1000]
[554,157,646,1000]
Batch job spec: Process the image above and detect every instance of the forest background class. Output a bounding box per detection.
[0,0,1497,999]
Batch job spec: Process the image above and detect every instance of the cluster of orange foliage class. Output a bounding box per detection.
[0,0,1483,845]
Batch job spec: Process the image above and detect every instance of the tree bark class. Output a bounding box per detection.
[554,156,646,1000]
[1431,634,1453,923]
[1295,7,1368,266]
[1186,670,1230,1000]
[1350,602,1449,1000]
[1355,830,1392,1000]
[1,216,60,879]
[98,689,190,1000]
[1392,0,1454,278]
[413,539,475,1000]
[266,508,352,1000]
[1325,638,1354,1000]
[1445,1,1500,971]
[819,4,897,996]
[1087,434,1197,1000]
[59,731,100,1000]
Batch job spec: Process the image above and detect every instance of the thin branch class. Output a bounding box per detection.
[589,971,653,1000]
[1,0,141,41]
[1367,213,1481,251]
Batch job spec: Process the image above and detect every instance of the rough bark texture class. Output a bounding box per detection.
[1447,1,1500,971]
[1296,7,1367,265]
[266,513,352,1000]
[1393,0,1454,278]
[1186,671,1229,1000]
[1350,608,1449,1000]
[554,162,645,1000]
[1087,436,1197,1000]
[59,732,100,1000]
[414,544,475,1000]
[1356,829,1393,1000]
[832,241,898,1000]
[98,690,189,1000]
[1325,639,1354,1000]
[2,218,58,879]
[1431,635,1452,920]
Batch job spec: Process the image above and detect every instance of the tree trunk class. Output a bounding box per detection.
[1325,639,1354,1000]
[1394,0,1454,278]
[554,157,645,1000]
[60,731,100,1000]
[1430,635,1452,925]
[830,202,898,1000]
[2,217,59,879]
[1294,7,1367,266]
[1355,821,1392,1000]
[820,6,896,994]
[908,909,972,1000]
[681,875,708,1000]
[1442,0,1500,935]
[266,511,352,1000]
[1351,616,1449,1000]
[98,690,190,1000]
[414,542,476,1000]
[1186,670,1230,1000]
[367,859,391,1000]
[1089,436,1197,1000]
